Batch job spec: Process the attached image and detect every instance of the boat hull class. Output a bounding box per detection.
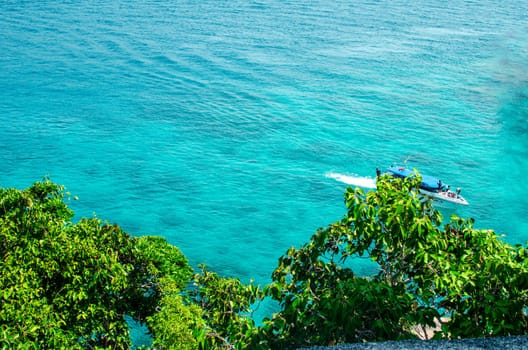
[419,189,469,206]
[386,166,469,206]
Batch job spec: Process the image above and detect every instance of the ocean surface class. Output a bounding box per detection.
[1,0,527,300]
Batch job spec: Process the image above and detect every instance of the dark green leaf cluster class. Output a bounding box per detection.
[188,265,265,349]
[1,176,527,349]
[0,179,197,349]
[260,173,528,347]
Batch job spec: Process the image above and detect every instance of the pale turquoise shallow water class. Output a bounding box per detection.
[1,0,527,290]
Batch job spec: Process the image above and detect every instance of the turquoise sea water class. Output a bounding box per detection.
[1,0,527,290]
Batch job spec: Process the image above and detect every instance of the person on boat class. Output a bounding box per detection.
[437,180,443,191]
[444,185,457,198]
[456,187,461,198]
[443,185,450,195]
[376,168,381,177]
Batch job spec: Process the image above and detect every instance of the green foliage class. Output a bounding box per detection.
[2,175,527,349]
[147,286,205,350]
[127,235,193,322]
[263,176,420,347]
[0,179,196,349]
[264,172,528,348]
[266,263,414,348]
[189,265,266,349]
[437,219,528,337]
[136,236,204,350]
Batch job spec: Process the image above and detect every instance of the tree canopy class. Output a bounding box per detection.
[0,180,197,348]
[1,175,527,349]
[263,173,528,348]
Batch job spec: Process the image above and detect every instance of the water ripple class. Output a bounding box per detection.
[1,0,527,287]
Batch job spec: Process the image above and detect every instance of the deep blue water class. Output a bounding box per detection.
[1,0,527,289]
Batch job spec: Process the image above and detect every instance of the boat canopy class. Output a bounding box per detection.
[386,166,440,191]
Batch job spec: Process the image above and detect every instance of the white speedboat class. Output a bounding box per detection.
[384,166,469,206]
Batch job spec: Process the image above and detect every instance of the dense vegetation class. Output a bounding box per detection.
[1,175,527,349]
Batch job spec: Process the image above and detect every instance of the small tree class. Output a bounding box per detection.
[0,180,199,348]
[264,172,528,347]
[2,176,526,349]
[189,265,265,349]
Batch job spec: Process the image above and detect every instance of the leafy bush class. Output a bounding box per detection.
[0,179,197,348]
[189,265,265,349]
[1,175,526,349]
[263,172,528,348]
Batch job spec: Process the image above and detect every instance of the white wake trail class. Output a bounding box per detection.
[325,172,377,189]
